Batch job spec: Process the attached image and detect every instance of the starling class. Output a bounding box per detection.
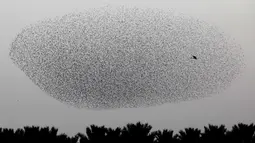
[192,55,197,60]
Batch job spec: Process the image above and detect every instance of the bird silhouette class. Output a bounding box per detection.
[191,55,197,60]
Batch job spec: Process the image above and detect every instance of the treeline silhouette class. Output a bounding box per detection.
[0,122,255,143]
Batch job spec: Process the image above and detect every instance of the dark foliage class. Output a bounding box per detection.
[201,124,227,143]
[0,122,255,143]
[226,123,255,143]
[177,127,201,143]
[152,129,179,143]
[121,122,155,143]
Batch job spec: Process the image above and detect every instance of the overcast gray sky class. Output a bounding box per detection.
[0,0,254,136]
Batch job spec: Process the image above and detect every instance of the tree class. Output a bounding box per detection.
[15,128,25,143]
[226,123,255,143]
[121,121,154,143]
[152,129,179,143]
[23,126,41,143]
[0,128,15,143]
[177,128,201,143]
[1,121,255,143]
[77,132,89,143]
[38,126,59,143]
[105,127,122,142]
[201,124,227,143]
[85,124,108,143]
[56,133,70,143]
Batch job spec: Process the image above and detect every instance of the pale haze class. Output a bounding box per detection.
[0,0,254,136]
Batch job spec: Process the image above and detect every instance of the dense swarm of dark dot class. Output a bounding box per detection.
[9,6,245,110]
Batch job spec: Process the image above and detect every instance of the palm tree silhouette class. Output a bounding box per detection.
[15,128,25,143]
[22,126,78,143]
[77,132,89,143]
[39,126,58,143]
[57,133,71,143]
[201,124,227,143]
[0,128,16,143]
[23,126,41,143]
[226,123,255,143]
[85,124,108,143]
[1,122,255,142]
[177,127,201,143]
[152,129,179,143]
[105,127,122,142]
[121,121,154,143]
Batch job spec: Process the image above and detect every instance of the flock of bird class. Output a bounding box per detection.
[9,5,244,110]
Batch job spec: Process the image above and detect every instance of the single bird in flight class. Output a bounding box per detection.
[191,55,197,60]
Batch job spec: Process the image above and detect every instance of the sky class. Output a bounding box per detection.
[0,0,254,136]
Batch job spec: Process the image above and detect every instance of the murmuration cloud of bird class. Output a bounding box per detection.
[9,5,245,110]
